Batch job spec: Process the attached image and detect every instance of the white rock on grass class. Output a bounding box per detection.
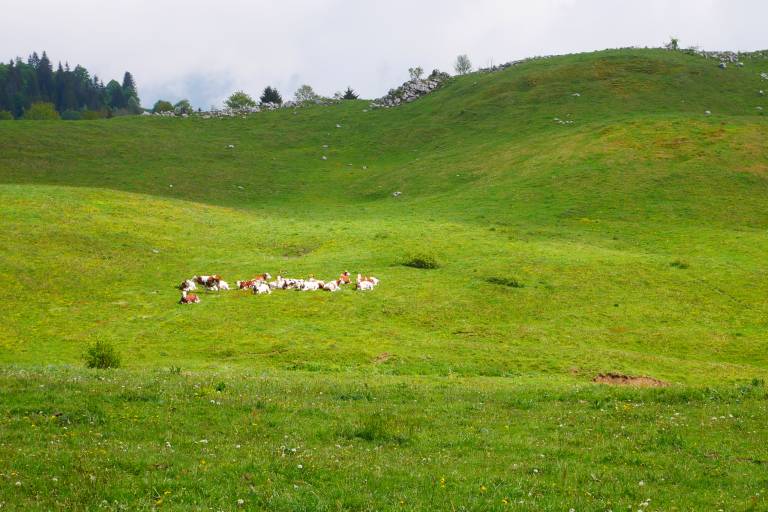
[392,191,402,197]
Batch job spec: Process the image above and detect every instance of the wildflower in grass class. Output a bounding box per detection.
[480,485,487,493]
[502,498,509,505]
[297,464,303,469]
[237,498,245,506]
[439,476,446,488]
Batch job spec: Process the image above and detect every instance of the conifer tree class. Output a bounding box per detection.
[260,86,282,105]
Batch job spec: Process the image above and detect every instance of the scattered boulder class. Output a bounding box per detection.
[392,191,402,197]
[321,156,327,160]
[718,62,727,69]
[704,110,712,115]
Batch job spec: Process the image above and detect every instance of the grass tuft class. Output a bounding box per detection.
[486,276,525,288]
[402,253,440,269]
[83,341,121,369]
[670,259,690,269]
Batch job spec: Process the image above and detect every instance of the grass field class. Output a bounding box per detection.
[1,48,767,510]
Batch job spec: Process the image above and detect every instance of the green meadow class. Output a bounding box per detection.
[1,49,767,510]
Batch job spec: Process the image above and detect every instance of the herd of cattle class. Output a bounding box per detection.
[178,272,379,304]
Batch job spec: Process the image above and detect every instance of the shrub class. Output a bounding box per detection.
[408,67,424,80]
[84,341,121,369]
[61,110,82,121]
[486,276,525,288]
[22,102,60,120]
[402,253,440,269]
[81,109,107,120]
[294,84,319,103]
[226,90,257,110]
[0,110,13,120]
[174,99,193,115]
[152,100,174,113]
[670,259,690,269]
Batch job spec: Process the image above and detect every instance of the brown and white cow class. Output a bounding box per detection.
[179,290,201,304]
[194,275,222,290]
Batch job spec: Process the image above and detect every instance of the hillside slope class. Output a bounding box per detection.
[1,48,767,383]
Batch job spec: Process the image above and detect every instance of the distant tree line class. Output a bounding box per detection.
[0,51,141,120]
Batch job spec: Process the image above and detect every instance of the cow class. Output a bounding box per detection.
[301,279,324,291]
[323,279,342,292]
[179,290,200,304]
[356,274,374,291]
[194,275,222,290]
[178,279,197,291]
[236,279,259,290]
[218,280,230,291]
[253,281,271,295]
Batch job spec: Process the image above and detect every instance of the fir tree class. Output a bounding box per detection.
[260,86,282,105]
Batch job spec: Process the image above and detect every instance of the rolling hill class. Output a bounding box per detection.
[1,48,767,510]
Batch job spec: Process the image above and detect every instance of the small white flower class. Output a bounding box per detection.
[638,480,645,486]
[52,477,58,483]
[14,481,21,487]
[235,444,241,449]
[297,464,303,469]
[237,498,245,506]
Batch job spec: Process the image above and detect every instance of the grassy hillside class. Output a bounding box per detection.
[1,48,767,509]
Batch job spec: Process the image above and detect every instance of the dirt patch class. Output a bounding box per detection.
[593,373,668,388]
[373,352,391,364]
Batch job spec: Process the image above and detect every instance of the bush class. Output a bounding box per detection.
[0,110,13,120]
[152,100,174,113]
[61,110,82,121]
[226,90,257,110]
[486,276,525,288]
[294,84,319,103]
[174,99,193,115]
[84,341,121,369]
[402,253,440,269]
[81,109,107,120]
[22,102,60,120]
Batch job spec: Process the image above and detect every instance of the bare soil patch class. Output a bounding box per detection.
[593,372,668,388]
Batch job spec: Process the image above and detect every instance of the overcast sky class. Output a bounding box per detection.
[2,0,766,108]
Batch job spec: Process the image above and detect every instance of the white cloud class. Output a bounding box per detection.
[1,0,765,108]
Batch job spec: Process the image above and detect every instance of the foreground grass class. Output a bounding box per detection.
[1,367,766,511]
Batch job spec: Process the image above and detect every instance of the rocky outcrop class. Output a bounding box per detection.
[370,70,450,108]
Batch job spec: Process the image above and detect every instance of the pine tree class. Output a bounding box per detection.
[342,87,359,100]
[122,72,138,101]
[37,51,55,102]
[260,86,282,105]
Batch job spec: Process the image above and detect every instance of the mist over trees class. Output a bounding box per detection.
[0,51,141,119]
